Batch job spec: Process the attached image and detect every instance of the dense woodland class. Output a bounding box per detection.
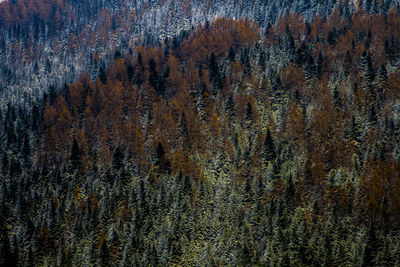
[0,0,399,105]
[1,0,400,266]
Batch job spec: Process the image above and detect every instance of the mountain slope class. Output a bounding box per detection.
[0,0,398,106]
[1,6,400,265]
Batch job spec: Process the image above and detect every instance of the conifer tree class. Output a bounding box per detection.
[263,128,276,162]
[70,139,80,162]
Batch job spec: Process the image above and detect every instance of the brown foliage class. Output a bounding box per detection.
[0,0,68,26]
[182,17,259,64]
[357,158,400,226]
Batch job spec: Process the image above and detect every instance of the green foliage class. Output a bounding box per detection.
[1,7,400,267]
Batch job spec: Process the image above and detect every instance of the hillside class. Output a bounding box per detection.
[0,0,398,105]
[1,1,400,266]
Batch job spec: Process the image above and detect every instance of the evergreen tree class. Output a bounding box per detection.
[224,94,235,119]
[70,139,80,162]
[377,64,388,93]
[99,65,107,84]
[259,50,267,71]
[365,54,375,87]
[228,47,236,62]
[149,58,160,94]
[112,147,124,170]
[245,102,254,124]
[363,226,378,267]
[209,52,221,92]
[155,142,170,173]
[344,51,352,75]
[263,128,276,162]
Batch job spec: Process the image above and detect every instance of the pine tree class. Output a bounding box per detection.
[224,94,236,119]
[344,51,352,75]
[295,42,308,65]
[365,54,375,87]
[245,102,254,124]
[149,58,160,94]
[49,85,57,105]
[100,241,111,266]
[99,65,107,84]
[228,47,236,62]
[377,64,388,94]
[259,50,267,71]
[359,51,368,73]
[209,52,220,93]
[263,128,276,162]
[155,142,170,173]
[1,235,18,267]
[304,54,315,83]
[363,226,378,267]
[327,30,336,45]
[70,139,80,162]
[112,147,124,170]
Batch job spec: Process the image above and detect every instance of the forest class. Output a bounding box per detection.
[1,0,400,266]
[1,0,398,105]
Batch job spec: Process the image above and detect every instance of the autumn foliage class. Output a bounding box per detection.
[0,0,68,26]
[181,17,259,63]
[41,11,400,233]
